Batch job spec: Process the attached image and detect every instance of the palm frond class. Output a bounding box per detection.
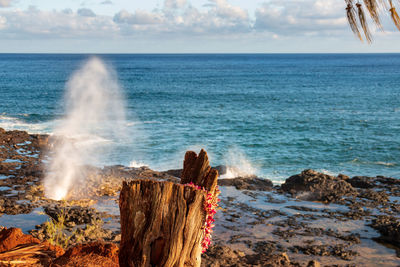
[363,0,383,29]
[389,0,400,30]
[344,0,400,42]
[346,3,363,41]
[356,3,373,43]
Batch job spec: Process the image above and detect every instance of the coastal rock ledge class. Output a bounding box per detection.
[281,169,357,202]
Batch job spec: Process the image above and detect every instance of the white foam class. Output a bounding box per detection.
[220,147,258,179]
[317,169,338,177]
[374,161,395,167]
[350,158,396,167]
[129,160,148,168]
[0,115,54,134]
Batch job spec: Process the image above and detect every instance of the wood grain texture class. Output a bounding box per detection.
[181,149,218,194]
[119,150,219,267]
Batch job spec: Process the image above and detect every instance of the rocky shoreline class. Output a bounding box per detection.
[0,127,399,266]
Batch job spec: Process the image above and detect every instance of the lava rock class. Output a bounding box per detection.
[51,241,119,267]
[164,169,182,178]
[281,169,357,202]
[218,177,273,191]
[214,165,228,175]
[371,216,400,247]
[44,205,101,225]
[348,176,376,189]
[201,245,300,267]
[0,227,40,253]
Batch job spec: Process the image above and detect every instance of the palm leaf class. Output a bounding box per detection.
[356,3,373,43]
[363,0,383,29]
[389,0,400,30]
[344,0,400,41]
[346,3,363,40]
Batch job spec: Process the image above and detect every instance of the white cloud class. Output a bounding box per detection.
[0,7,118,38]
[0,0,11,7]
[0,0,373,41]
[112,0,250,35]
[113,10,162,25]
[164,0,187,10]
[100,0,113,5]
[255,0,347,35]
[0,15,6,29]
[77,8,96,17]
[211,0,248,21]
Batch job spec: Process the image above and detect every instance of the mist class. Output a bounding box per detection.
[44,57,127,200]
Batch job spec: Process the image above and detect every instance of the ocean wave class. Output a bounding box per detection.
[350,158,396,167]
[126,120,161,126]
[220,147,258,179]
[317,169,339,177]
[0,115,54,134]
[129,160,148,168]
[269,177,287,185]
[375,161,396,167]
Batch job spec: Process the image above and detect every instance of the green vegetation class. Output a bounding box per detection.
[42,209,72,249]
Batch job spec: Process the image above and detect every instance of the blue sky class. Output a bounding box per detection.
[0,0,400,53]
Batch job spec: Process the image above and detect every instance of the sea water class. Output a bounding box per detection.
[0,54,399,182]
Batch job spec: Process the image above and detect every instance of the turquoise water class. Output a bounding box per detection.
[0,54,399,181]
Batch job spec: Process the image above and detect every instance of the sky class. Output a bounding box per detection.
[0,0,400,53]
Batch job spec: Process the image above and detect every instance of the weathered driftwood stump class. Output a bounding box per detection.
[119,149,219,267]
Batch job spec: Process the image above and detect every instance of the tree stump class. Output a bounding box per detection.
[119,149,219,267]
[181,149,218,195]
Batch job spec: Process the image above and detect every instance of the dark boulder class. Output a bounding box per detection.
[218,177,273,191]
[281,169,356,202]
[214,165,228,175]
[348,176,376,189]
[201,245,300,267]
[371,216,400,247]
[164,169,182,178]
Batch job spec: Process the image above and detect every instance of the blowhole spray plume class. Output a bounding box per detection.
[44,57,127,200]
[220,147,258,179]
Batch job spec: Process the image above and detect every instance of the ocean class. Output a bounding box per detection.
[0,54,399,182]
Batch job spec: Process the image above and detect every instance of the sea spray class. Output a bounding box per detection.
[44,57,127,200]
[220,147,258,179]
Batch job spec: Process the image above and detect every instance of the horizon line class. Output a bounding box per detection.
[1,52,400,55]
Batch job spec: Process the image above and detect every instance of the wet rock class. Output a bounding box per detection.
[348,176,376,189]
[51,241,119,267]
[201,245,245,267]
[219,177,273,191]
[253,240,281,255]
[291,244,358,260]
[285,206,320,212]
[44,205,102,225]
[376,176,400,186]
[359,189,389,203]
[0,198,34,215]
[164,169,182,178]
[371,216,400,247]
[202,245,299,267]
[306,260,321,267]
[281,169,357,202]
[214,165,228,175]
[245,252,297,266]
